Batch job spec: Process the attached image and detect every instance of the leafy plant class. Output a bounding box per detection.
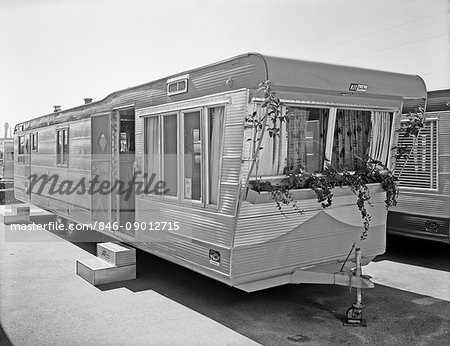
[250,159,398,240]
[392,107,426,173]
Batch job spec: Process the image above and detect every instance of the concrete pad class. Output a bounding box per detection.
[0,222,259,345]
[363,260,450,301]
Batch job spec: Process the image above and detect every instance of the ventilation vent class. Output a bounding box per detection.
[167,74,189,96]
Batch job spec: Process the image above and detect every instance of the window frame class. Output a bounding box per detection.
[144,114,161,196]
[167,74,189,97]
[255,102,395,177]
[204,105,226,208]
[17,134,27,164]
[181,108,203,204]
[161,112,179,200]
[142,103,226,208]
[56,126,69,167]
[31,132,38,152]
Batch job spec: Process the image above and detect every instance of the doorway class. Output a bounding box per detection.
[117,109,136,234]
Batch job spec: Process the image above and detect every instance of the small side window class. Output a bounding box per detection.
[31,132,38,152]
[56,128,69,166]
[18,135,25,155]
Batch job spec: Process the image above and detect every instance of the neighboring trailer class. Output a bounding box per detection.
[14,53,426,291]
[0,138,14,204]
[0,138,14,180]
[388,89,450,244]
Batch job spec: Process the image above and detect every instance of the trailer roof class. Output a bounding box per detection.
[262,54,426,99]
[16,52,427,132]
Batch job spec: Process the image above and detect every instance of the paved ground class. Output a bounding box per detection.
[0,220,258,346]
[1,214,449,346]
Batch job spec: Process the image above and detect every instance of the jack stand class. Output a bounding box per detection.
[343,247,367,327]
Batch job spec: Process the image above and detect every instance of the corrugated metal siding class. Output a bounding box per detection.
[232,186,387,279]
[402,98,426,114]
[425,89,450,113]
[390,191,450,216]
[14,119,93,222]
[388,211,450,240]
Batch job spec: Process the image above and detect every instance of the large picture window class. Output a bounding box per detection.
[257,105,393,175]
[257,106,329,175]
[143,103,225,206]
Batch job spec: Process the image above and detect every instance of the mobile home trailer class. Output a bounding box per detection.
[14,53,426,291]
[0,137,14,204]
[388,89,450,244]
[0,138,13,180]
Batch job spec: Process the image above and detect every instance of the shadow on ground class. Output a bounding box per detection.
[375,234,449,272]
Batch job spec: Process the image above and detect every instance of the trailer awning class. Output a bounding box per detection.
[261,55,427,104]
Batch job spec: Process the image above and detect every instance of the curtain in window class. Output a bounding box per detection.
[145,117,160,183]
[332,109,372,170]
[256,115,287,176]
[209,107,224,204]
[286,108,307,172]
[368,111,392,165]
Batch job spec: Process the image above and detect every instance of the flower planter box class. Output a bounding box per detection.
[245,183,384,205]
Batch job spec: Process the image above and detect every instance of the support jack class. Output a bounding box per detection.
[343,247,367,327]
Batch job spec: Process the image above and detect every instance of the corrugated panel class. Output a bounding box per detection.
[220,158,241,184]
[387,210,450,238]
[231,189,387,278]
[222,125,244,157]
[193,64,258,91]
[232,186,386,277]
[426,89,450,113]
[218,184,239,215]
[390,191,449,215]
[437,111,450,128]
[439,173,450,195]
[135,197,233,276]
[402,98,426,114]
[439,156,450,172]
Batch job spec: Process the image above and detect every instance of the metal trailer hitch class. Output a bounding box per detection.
[290,245,374,327]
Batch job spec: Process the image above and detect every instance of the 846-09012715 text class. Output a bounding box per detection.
[9,221,181,232]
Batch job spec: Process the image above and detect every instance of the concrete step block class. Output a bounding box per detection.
[11,205,30,215]
[97,242,136,267]
[76,258,136,286]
